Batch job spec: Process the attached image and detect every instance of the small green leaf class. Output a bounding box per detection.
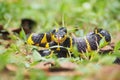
[112,51,120,57]
[32,49,41,62]
[72,44,80,57]
[114,41,120,51]
[98,55,116,65]
[0,54,8,70]
[10,43,20,52]
[19,28,27,41]
[99,37,108,48]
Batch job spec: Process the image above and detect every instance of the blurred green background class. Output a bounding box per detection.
[0,0,120,34]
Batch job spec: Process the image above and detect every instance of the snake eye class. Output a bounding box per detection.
[59,27,67,33]
[54,35,58,38]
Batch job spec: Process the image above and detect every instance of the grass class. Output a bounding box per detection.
[0,0,120,80]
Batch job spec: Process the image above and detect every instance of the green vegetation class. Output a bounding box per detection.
[0,0,120,80]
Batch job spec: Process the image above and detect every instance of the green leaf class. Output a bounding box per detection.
[0,54,8,70]
[29,69,47,80]
[48,76,68,80]
[112,51,120,57]
[99,37,108,48]
[10,43,20,52]
[32,49,42,62]
[114,41,120,51]
[98,55,116,65]
[19,28,27,41]
[72,44,80,57]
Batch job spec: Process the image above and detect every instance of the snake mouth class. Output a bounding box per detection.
[57,37,62,43]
